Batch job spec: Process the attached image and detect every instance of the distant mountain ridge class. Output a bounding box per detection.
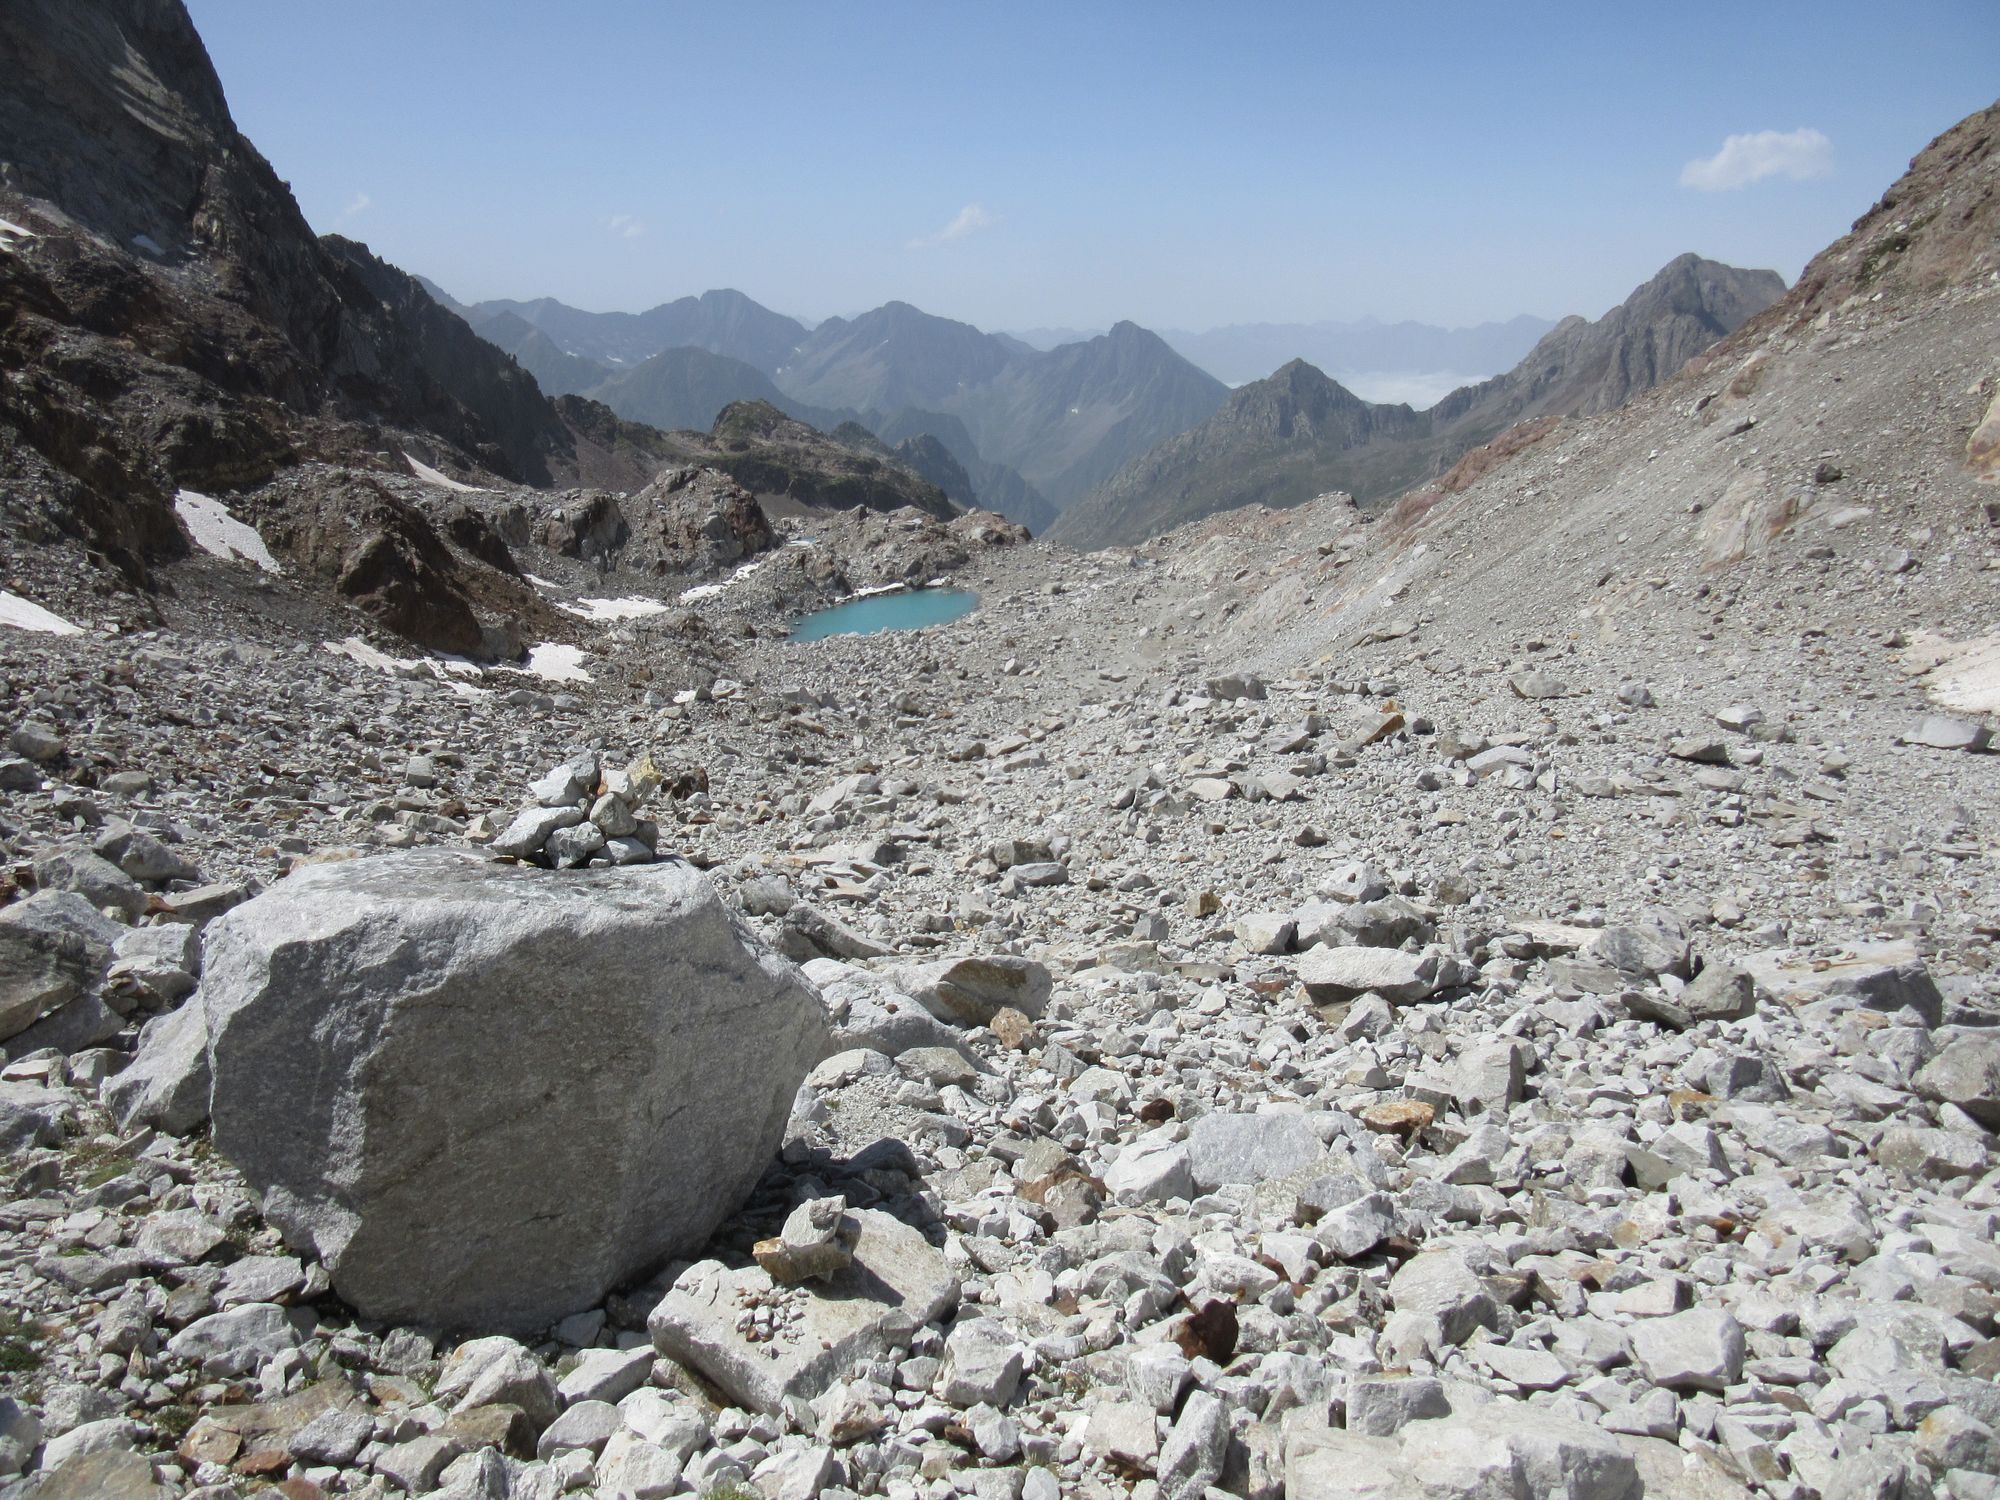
[426,284,1061,529]
[1050,254,1786,550]
[432,281,1598,532]
[582,349,850,437]
[773,308,1229,509]
[1157,315,1559,389]
[447,287,807,373]
[777,301,1016,414]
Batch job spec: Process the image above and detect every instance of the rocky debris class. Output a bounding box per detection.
[489,748,675,867]
[195,849,826,1331]
[2,581,1999,1500]
[0,105,1998,1497]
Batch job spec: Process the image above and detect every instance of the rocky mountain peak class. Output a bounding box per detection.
[713,398,798,444]
[1054,250,1786,549]
[1104,319,1159,344]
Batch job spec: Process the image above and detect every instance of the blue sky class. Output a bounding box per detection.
[185,2,1997,332]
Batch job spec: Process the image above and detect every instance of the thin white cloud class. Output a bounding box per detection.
[908,203,998,250]
[339,192,371,221]
[606,213,645,240]
[1680,128,1833,191]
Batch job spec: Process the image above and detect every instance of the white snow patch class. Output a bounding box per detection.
[849,582,908,600]
[523,573,558,590]
[131,233,164,257]
[678,556,770,605]
[323,637,405,673]
[174,490,282,573]
[1903,631,2000,715]
[0,591,82,636]
[515,643,593,684]
[0,217,34,253]
[558,596,671,623]
[321,637,488,697]
[403,453,485,492]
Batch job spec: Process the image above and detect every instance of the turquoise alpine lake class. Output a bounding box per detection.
[788,588,980,641]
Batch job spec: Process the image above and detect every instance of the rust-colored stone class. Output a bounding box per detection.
[1360,1099,1434,1136]
[1172,1299,1239,1365]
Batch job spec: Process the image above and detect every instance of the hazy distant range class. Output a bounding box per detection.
[1008,315,1558,408]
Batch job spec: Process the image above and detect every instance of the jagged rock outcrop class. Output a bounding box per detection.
[644,401,960,520]
[1776,100,2000,324]
[251,469,552,659]
[1429,253,1786,430]
[0,0,667,610]
[536,467,777,575]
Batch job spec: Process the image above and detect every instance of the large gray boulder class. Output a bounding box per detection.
[1915,1030,2000,1126]
[103,998,212,1134]
[0,891,119,1043]
[200,850,829,1334]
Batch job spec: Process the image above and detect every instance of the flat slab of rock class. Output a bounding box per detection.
[0,1079,77,1151]
[1298,946,1441,1003]
[1185,1111,1326,1191]
[884,954,1051,1026]
[1287,1404,1640,1500]
[1105,1133,1195,1205]
[801,959,962,1058]
[1916,1031,2000,1126]
[1630,1307,1746,1392]
[201,849,827,1334]
[1740,942,1943,1027]
[103,999,212,1133]
[27,1447,164,1499]
[648,1207,958,1414]
[1898,715,1992,751]
[0,891,117,1042]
